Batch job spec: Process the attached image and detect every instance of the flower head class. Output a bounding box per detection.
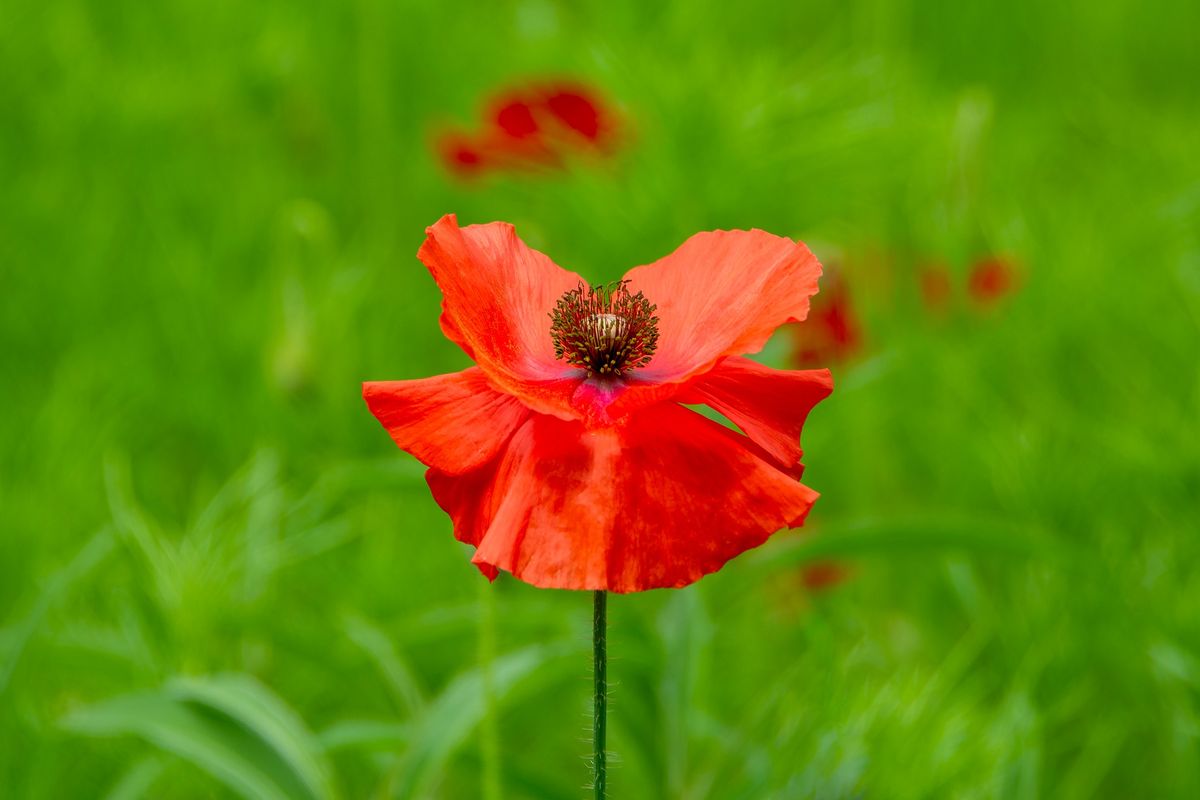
[549,280,659,376]
[364,215,833,592]
[437,81,619,179]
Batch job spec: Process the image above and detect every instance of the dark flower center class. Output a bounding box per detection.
[550,280,659,377]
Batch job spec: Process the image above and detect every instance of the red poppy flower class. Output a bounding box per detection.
[788,266,862,369]
[967,255,1019,306]
[437,82,618,179]
[364,215,833,592]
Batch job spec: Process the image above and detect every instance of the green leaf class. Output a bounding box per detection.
[63,673,336,800]
[386,644,572,800]
[343,614,425,717]
[170,673,337,800]
[318,720,410,752]
[103,756,166,800]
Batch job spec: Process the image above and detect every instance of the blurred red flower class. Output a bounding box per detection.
[918,264,953,313]
[437,82,619,179]
[800,560,853,592]
[364,215,833,592]
[436,133,490,177]
[968,255,1019,306]
[788,266,862,369]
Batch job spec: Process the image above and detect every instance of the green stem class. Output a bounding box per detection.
[593,590,608,799]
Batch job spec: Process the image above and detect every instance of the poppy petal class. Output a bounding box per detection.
[425,463,502,572]
[430,403,819,592]
[492,97,540,139]
[623,229,823,387]
[542,87,605,142]
[418,215,586,418]
[678,356,833,476]
[363,367,531,475]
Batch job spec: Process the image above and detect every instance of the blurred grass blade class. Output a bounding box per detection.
[64,674,335,800]
[344,613,426,717]
[289,459,428,531]
[240,450,283,602]
[190,448,279,535]
[277,520,356,566]
[104,454,177,603]
[64,692,299,800]
[104,756,166,800]
[477,580,502,800]
[750,515,1062,571]
[318,720,410,752]
[104,455,169,569]
[0,527,114,696]
[657,588,712,798]
[169,674,337,800]
[387,644,571,800]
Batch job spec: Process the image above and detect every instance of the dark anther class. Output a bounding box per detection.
[550,280,659,377]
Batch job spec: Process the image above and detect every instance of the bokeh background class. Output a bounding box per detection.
[3,1,1199,797]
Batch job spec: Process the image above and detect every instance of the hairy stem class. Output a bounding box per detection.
[593,590,608,798]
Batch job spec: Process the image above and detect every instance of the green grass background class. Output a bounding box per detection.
[3,0,1199,797]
